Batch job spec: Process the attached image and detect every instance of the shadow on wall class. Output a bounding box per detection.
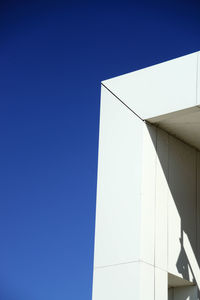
[147,124,200,299]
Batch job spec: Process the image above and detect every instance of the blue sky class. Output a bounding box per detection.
[0,1,200,299]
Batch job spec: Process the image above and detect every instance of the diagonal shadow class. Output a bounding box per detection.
[147,123,200,296]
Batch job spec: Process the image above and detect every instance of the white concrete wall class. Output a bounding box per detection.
[93,85,143,269]
[155,129,168,271]
[168,136,197,282]
[93,85,145,299]
[102,52,198,119]
[155,128,200,298]
[93,84,200,299]
[93,86,161,299]
[155,128,200,286]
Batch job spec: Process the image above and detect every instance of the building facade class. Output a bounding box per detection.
[92,51,200,300]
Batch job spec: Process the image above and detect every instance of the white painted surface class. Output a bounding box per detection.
[92,263,140,300]
[94,86,144,267]
[197,51,200,105]
[140,124,156,265]
[155,268,167,300]
[182,232,200,290]
[197,152,200,268]
[140,262,154,300]
[168,273,195,288]
[148,106,200,150]
[102,52,198,120]
[168,136,196,281]
[155,128,168,270]
[93,262,155,300]
[93,51,200,300]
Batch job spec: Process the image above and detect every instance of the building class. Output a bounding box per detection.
[92,51,200,300]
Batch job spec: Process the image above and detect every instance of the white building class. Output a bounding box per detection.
[92,51,200,300]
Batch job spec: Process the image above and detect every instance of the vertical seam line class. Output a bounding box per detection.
[196,151,198,261]
[167,133,169,276]
[196,52,199,105]
[154,127,158,300]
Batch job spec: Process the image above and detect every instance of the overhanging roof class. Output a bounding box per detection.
[102,51,200,150]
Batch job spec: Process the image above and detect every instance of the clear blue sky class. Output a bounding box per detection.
[0,1,200,299]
